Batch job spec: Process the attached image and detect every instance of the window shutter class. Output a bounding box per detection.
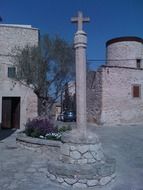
[133,85,140,98]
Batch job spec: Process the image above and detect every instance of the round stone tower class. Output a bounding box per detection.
[106,36,143,68]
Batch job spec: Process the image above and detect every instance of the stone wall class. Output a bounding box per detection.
[0,24,39,130]
[0,25,39,80]
[87,66,143,125]
[87,37,143,126]
[87,70,102,123]
[0,24,39,55]
[0,81,38,130]
[100,66,143,125]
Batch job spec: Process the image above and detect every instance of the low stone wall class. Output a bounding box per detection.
[16,133,61,159]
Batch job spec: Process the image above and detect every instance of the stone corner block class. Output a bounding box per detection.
[78,145,89,153]
[64,178,78,185]
[70,150,81,160]
[87,179,98,187]
[99,176,113,186]
[61,144,70,156]
[73,182,87,188]
[83,152,93,159]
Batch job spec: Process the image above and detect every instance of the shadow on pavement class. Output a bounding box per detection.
[0,129,17,141]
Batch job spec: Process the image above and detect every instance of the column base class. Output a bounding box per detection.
[47,128,116,188]
[61,128,99,144]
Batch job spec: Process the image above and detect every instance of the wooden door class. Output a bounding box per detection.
[12,97,20,129]
[2,97,20,129]
[2,97,12,129]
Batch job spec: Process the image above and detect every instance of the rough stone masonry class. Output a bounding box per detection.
[87,36,143,126]
[0,24,38,130]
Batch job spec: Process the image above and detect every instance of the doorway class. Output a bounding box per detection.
[2,97,20,129]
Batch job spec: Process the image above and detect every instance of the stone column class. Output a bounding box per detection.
[47,12,116,188]
[74,30,87,136]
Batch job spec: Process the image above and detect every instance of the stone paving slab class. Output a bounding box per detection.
[0,124,143,190]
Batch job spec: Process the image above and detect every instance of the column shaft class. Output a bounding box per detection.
[75,46,87,135]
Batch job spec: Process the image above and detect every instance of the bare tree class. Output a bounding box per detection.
[62,82,76,112]
[12,34,75,115]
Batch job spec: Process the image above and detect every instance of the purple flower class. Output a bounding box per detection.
[25,117,58,137]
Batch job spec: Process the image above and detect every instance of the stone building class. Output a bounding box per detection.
[0,24,39,130]
[87,36,143,125]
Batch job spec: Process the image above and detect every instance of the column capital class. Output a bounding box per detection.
[74,31,87,48]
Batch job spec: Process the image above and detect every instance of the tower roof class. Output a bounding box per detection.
[0,24,38,30]
[106,36,143,47]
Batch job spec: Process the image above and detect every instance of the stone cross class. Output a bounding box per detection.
[71,11,90,31]
[71,11,90,137]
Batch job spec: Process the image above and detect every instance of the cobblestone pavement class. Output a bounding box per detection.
[1,124,143,190]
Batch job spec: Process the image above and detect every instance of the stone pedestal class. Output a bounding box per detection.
[60,130,105,165]
[47,130,116,188]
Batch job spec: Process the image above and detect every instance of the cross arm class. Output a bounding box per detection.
[71,17,78,23]
[71,17,90,23]
[83,17,90,22]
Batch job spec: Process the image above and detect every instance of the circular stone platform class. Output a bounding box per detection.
[47,129,116,188]
[47,159,116,188]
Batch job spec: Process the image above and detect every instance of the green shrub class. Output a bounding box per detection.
[58,125,72,132]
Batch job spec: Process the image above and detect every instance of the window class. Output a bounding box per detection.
[8,67,16,78]
[136,59,141,69]
[132,85,141,98]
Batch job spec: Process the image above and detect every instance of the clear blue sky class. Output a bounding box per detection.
[1,0,143,69]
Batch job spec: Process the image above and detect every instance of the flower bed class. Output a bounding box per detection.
[24,116,71,141]
[16,116,72,158]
